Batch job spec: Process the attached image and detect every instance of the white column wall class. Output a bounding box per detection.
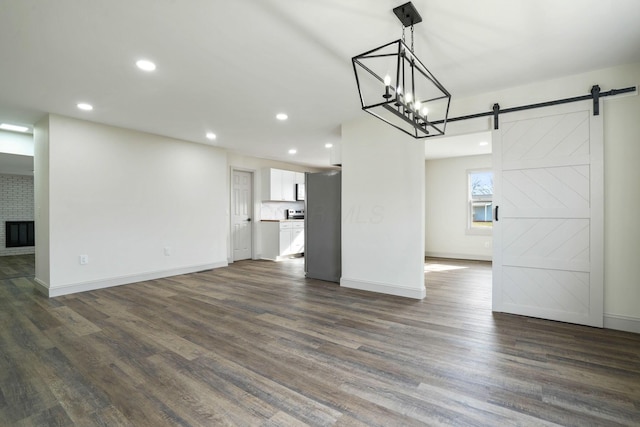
[341,115,425,299]
[37,115,228,296]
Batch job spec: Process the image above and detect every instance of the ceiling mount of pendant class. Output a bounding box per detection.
[393,2,422,27]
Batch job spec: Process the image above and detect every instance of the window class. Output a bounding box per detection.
[468,170,493,234]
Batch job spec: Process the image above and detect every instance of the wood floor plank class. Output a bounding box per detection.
[1,255,640,426]
[88,405,136,427]
[15,403,74,427]
[189,352,343,426]
[47,306,102,337]
[146,352,274,426]
[0,354,58,424]
[0,255,34,280]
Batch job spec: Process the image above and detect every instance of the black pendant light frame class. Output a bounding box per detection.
[352,2,451,139]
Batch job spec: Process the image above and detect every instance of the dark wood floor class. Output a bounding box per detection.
[1,256,639,426]
[0,253,35,280]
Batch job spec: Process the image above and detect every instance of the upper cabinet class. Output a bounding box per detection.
[262,168,298,201]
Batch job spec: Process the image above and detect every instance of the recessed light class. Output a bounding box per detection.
[479,141,489,146]
[0,123,29,133]
[136,59,156,72]
[276,113,288,121]
[288,149,297,154]
[325,143,333,148]
[77,103,93,111]
[206,132,216,140]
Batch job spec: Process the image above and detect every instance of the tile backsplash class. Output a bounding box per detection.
[261,201,304,220]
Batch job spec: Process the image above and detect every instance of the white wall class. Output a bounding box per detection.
[34,116,50,286]
[341,115,425,299]
[0,130,33,156]
[442,61,640,332]
[227,153,324,176]
[425,154,492,261]
[35,115,228,296]
[0,130,34,176]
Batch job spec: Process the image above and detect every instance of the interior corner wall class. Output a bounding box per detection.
[444,61,640,332]
[34,116,50,288]
[341,115,425,299]
[425,154,492,261]
[40,114,228,297]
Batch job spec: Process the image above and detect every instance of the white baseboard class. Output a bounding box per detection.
[604,313,640,334]
[36,261,228,298]
[34,278,49,297]
[341,277,426,300]
[425,251,492,262]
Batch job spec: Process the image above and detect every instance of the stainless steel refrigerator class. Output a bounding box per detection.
[304,171,341,282]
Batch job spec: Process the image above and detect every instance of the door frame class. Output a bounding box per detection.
[230,167,256,263]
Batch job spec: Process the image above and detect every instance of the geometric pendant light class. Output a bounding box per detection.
[352,2,451,138]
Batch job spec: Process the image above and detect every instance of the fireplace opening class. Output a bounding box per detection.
[5,221,35,248]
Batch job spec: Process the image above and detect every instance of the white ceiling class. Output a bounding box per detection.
[1,0,639,167]
[425,131,492,160]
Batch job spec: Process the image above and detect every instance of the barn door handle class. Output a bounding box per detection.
[494,206,499,222]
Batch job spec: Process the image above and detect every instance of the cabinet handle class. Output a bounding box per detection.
[494,206,499,222]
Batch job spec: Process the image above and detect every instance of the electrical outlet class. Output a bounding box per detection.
[164,247,171,256]
[79,254,89,265]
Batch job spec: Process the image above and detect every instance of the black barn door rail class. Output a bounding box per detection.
[431,85,636,129]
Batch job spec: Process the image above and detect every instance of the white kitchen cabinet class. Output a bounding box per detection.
[261,221,304,260]
[279,222,293,255]
[262,168,296,201]
[281,170,295,201]
[294,172,305,184]
[290,221,304,254]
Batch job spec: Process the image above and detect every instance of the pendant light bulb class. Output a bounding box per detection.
[414,100,421,112]
[405,92,413,103]
[384,75,391,86]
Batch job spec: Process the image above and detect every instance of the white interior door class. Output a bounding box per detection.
[232,169,253,261]
[492,100,604,327]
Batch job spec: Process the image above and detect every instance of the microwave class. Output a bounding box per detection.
[296,183,305,201]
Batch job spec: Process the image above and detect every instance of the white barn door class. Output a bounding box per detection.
[492,100,604,327]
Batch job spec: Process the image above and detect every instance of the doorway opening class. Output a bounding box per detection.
[424,257,492,309]
[0,171,36,282]
[424,130,493,264]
